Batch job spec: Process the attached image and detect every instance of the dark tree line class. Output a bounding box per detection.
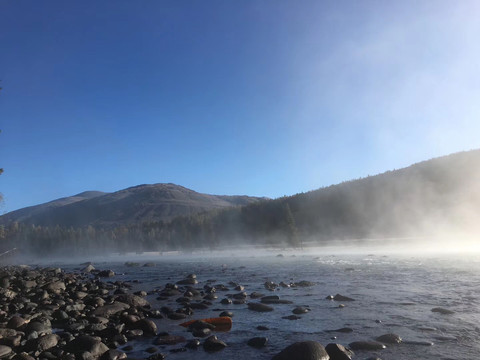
[1,149,479,257]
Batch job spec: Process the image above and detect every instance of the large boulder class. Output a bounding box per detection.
[272,341,329,360]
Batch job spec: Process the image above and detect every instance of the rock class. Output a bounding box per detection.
[326,327,354,333]
[233,292,248,299]
[154,335,186,345]
[145,347,157,354]
[82,265,95,273]
[431,307,454,315]
[167,312,187,320]
[333,294,355,301]
[65,335,109,357]
[264,281,278,291]
[220,298,232,305]
[12,352,35,360]
[248,303,274,312]
[348,341,386,350]
[35,334,59,352]
[176,278,198,285]
[192,328,212,338]
[45,281,66,293]
[293,281,315,287]
[133,318,157,336]
[0,345,12,359]
[250,292,264,299]
[376,333,402,344]
[203,335,227,352]
[247,337,268,348]
[98,270,115,278]
[402,340,434,346]
[188,321,216,331]
[92,302,130,317]
[272,341,329,360]
[7,316,26,329]
[25,320,51,335]
[257,325,269,330]
[219,311,233,318]
[261,298,293,304]
[282,315,301,320]
[292,306,310,314]
[114,294,149,308]
[100,349,127,360]
[0,329,17,338]
[147,354,165,360]
[325,343,354,360]
[186,339,201,349]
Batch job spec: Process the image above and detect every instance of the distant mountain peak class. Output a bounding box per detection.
[0,183,264,228]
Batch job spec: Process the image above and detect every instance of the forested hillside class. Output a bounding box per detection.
[1,150,479,256]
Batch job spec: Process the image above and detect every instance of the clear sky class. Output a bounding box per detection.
[1,0,480,213]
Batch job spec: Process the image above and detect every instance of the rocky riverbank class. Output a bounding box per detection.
[0,263,435,360]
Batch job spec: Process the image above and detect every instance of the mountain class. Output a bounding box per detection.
[146,149,480,247]
[2,150,479,256]
[0,183,265,228]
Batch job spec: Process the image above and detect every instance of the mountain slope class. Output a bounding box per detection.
[0,184,265,228]
[0,191,106,224]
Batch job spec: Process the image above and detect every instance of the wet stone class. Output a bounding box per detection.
[272,341,329,360]
[333,294,355,301]
[349,341,386,351]
[185,339,201,349]
[248,303,274,312]
[292,306,310,314]
[376,333,402,344]
[431,307,454,315]
[325,343,354,360]
[203,335,227,352]
[154,335,186,346]
[247,337,268,348]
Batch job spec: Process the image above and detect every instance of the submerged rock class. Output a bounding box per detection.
[247,337,268,348]
[376,333,402,344]
[349,341,386,351]
[248,302,274,312]
[332,294,355,302]
[431,307,454,315]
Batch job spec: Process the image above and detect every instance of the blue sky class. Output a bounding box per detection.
[1,0,480,213]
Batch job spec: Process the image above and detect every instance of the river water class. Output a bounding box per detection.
[52,249,480,360]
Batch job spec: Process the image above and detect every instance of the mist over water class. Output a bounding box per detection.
[26,249,480,360]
